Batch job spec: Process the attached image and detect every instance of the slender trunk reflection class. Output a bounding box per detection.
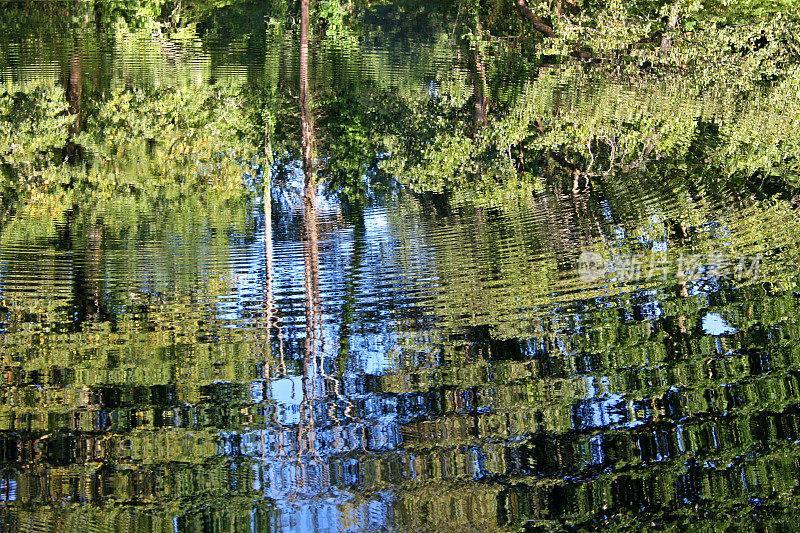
[295,1,325,484]
[63,52,84,164]
[300,0,316,200]
[299,182,321,463]
[264,150,285,379]
[472,21,489,133]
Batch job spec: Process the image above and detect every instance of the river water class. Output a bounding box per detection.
[2,6,800,532]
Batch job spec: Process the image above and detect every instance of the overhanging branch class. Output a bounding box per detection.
[513,0,556,38]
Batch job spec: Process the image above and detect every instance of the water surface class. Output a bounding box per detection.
[2,6,800,532]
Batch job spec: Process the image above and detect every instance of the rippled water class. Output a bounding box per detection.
[3,5,800,533]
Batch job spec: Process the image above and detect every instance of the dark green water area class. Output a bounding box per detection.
[2,1,800,531]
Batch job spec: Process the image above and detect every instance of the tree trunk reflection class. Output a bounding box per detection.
[472,21,489,133]
[300,0,316,200]
[63,52,85,164]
